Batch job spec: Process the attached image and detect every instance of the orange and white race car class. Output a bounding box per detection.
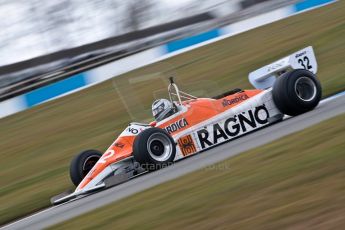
[52,46,322,204]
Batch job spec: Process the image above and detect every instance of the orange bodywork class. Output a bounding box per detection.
[77,89,263,190]
[157,90,263,135]
[77,136,135,190]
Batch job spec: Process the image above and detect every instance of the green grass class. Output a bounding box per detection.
[1,0,345,225]
[50,114,345,230]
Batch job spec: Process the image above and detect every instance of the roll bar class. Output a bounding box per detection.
[168,77,197,105]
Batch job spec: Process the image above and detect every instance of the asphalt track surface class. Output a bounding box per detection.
[2,93,345,230]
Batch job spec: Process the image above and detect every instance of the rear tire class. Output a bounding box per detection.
[133,128,176,171]
[70,149,102,187]
[272,69,321,116]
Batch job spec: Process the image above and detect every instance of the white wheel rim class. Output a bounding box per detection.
[147,133,173,162]
[294,77,317,102]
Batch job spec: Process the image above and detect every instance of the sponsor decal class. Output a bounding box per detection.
[267,60,285,72]
[222,94,249,107]
[295,51,306,58]
[164,118,189,134]
[128,127,139,134]
[178,135,197,156]
[197,104,269,149]
[113,142,125,148]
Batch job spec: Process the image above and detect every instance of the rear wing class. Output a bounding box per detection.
[248,46,317,89]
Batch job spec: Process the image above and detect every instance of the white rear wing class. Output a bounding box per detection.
[248,46,317,89]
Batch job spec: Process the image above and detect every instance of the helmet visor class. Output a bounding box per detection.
[152,104,165,118]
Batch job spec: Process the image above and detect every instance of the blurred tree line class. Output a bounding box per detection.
[0,0,240,65]
[0,0,157,64]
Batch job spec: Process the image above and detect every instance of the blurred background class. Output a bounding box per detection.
[1,0,241,64]
[0,0,297,101]
[0,0,269,65]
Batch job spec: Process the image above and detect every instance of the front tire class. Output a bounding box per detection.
[133,128,176,171]
[70,149,102,187]
[272,69,321,116]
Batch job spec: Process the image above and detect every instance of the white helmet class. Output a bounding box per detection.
[152,99,175,122]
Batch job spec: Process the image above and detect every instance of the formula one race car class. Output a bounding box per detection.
[51,46,321,204]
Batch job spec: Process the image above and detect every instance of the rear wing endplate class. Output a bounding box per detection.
[248,46,317,89]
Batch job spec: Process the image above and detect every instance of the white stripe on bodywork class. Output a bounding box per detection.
[172,90,280,160]
[75,165,113,192]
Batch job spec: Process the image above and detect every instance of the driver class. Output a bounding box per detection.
[152,99,176,122]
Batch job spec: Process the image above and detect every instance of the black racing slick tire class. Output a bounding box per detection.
[133,128,176,171]
[272,69,322,116]
[69,149,102,187]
